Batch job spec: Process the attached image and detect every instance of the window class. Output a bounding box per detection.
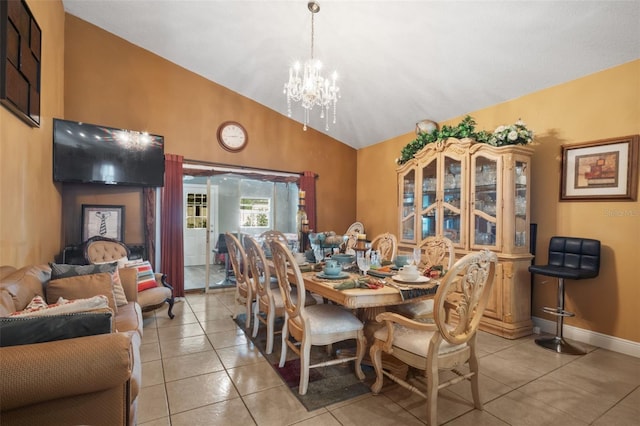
[186,193,208,228]
[240,197,270,228]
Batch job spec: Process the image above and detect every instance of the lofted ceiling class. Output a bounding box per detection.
[62,1,640,149]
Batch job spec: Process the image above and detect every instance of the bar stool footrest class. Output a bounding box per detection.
[542,306,575,317]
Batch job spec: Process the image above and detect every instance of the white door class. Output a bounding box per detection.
[183,183,218,266]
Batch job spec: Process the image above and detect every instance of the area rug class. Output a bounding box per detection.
[234,314,375,411]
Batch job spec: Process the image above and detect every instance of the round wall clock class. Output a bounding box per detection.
[217,121,248,152]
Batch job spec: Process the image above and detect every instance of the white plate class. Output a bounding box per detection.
[392,275,430,284]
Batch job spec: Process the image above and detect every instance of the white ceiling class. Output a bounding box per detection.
[62,1,640,149]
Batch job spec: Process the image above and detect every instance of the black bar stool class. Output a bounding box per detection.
[529,236,600,355]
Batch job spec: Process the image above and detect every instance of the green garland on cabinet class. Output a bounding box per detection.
[397,115,534,165]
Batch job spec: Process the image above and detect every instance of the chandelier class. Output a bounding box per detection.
[283,1,339,132]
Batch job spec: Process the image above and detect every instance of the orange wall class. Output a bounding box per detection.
[0,0,65,266]
[357,60,640,343]
[62,15,357,245]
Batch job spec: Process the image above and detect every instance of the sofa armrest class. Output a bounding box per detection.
[0,331,135,411]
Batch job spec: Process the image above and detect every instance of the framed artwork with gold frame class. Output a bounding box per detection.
[560,135,638,201]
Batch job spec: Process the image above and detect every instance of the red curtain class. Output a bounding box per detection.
[299,171,317,232]
[142,187,156,271]
[161,154,185,297]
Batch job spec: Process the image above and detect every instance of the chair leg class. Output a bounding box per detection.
[536,278,585,355]
[298,337,311,395]
[166,296,175,319]
[244,298,253,329]
[265,309,275,355]
[426,357,439,426]
[279,316,288,368]
[354,330,365,380]
[469,343,482,410]
[252,299,260,339]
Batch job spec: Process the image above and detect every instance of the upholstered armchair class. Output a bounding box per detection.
[84,236,175,319]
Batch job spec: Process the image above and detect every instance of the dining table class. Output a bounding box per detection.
[299,269,437,309]
[290,265,441,379]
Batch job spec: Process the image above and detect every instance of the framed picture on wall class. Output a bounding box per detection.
[0,0,42,127]
[82,204,125,241]
[561,135,639,201]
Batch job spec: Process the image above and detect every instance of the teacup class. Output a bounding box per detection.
[398,264,420,281]
[323,259,342,276]
[394,254,411,268]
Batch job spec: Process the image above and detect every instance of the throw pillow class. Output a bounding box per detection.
[94,256,130,269]
[49,262,128,307]
[25,295,48,311]
[10,295,110,317]
[49,262,117,280]
[0,309,113,347]
[46,272,118,313]
[126,260,157,292]
[109,268,129,307]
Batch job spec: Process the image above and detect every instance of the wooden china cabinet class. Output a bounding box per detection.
[397,138,534,338]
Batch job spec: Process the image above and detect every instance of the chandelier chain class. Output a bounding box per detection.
[310,11,314,60]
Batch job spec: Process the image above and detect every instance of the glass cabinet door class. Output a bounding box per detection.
[441,156,462,244]
[514,159,529,249]
[420,159,437,240]
[472,155,500,249]
[399,168,416,242]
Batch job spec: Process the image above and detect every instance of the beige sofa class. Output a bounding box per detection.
[0,264,143,426]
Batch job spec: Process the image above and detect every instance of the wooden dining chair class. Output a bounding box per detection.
[259,229,289,259]
[370,250,498,426]
[370,232,398,262]
[225,233,253,329]
[346,221,364,235]
[390,235,455,321]
[245,235,316,355]
[270,239,366,395]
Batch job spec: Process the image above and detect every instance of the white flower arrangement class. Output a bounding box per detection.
[487,119,534,146]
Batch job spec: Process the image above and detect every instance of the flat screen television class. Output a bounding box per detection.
[53,118,165,187]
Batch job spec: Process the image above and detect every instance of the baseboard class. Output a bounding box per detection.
[532,316,640,358]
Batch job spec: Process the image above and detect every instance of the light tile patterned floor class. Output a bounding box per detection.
[138,290,640,425]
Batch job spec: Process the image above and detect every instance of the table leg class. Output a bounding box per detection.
[359,307,409,380]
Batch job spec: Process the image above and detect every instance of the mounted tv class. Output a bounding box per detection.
[53,118,165,187]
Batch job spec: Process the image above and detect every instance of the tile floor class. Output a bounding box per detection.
[138,290,640,425]
[184,264,233,292]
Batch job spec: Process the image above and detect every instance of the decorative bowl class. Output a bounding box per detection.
[332,254,355,265]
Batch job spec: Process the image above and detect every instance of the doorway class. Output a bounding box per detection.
[182,164,301,292]
[183,179,224,291]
